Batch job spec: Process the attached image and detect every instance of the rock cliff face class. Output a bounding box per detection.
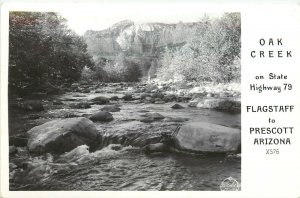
[83,20,200,76]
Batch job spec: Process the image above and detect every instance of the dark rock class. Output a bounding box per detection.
[140,117,155,123]
[171,103,184,109]
[140,93,151,100]
[164,94,177,102]
[27,117,99,154]
[151,92,164,99]
[174,122,241,153]
[22,101,44,111]
[192,92,208,100]
[89,111,114,122]
[110,144,123,151]
[110,96,119,100]
[101,104,121,112]
[122,94,133,101]
[216,100,241,112]
[196,98,241,112]
[142,112,165,120]
[91,96,109,105]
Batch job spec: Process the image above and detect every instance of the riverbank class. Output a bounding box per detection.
[8,81,241,190]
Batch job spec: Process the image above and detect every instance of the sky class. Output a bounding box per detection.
[58,3,224,35]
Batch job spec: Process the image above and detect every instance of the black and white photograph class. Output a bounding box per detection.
[7,6,241,191]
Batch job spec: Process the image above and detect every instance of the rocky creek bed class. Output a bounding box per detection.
[9,82,241,191]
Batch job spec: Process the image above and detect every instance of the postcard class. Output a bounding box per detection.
[0,1,299,198]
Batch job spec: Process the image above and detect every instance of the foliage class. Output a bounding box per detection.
[9,12,94,94]
[101,53,142,82]
[157,13,241,83]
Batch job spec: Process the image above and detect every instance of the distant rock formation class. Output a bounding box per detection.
[83,20,201,77]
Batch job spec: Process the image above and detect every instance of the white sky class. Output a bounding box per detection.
[58,3,224,35]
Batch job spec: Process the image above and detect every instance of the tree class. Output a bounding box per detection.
[9,12,94,94]
[156,13,241,83]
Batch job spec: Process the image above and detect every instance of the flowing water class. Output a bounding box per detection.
[9,84,241,191]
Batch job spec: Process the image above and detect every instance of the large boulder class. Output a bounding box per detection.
[196,98,241,112]
[27,117,99,154]
[174,122,241,153]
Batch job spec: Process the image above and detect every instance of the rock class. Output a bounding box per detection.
[145,84,158,93]
[143,112,165,120]
[89,111,114,122]
[22,101,44,111]
[191,92,207,100]
[216,100,241,112]
[122,94,133,101]
[91,96,109,105]
[110,96,119,100]
[58,145,90,163]
[196,98,241,112]
[143,143,169,154]
[174,122,241,153]
[27,117,99,154]
[140,93,151,100]
[70,102,91,109]
[9,146,18,155]
[101,104,121,112]
[188,98,201,107]
[164,94,176,102]
[109,144,123,151]
[151,92,164,99]
[171,103,184,109]
[140,117,155,123]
